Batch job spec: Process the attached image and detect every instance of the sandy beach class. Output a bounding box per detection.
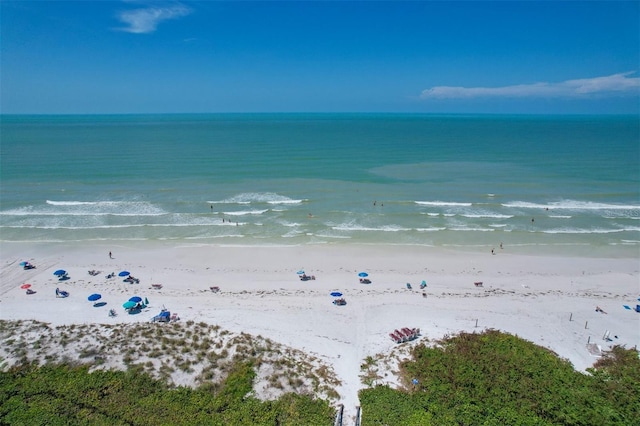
[1,242,639,421]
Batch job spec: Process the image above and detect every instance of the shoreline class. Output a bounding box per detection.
[1,242,639,417]
[2,238,639,259]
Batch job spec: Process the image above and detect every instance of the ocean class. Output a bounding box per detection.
[1,113,638,256]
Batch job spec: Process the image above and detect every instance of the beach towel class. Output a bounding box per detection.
[623,305,631,310]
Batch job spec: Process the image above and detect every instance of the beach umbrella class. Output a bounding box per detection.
[296,270,305,275]
[54,269,66,276]
[19,261,28,267]
[123,301,136,309]
[88,293,102,302]
[119,271,130,277]
[20,284,31,289]
[129,296,142,303]
[358,272,368,277]
[330,291,342,297]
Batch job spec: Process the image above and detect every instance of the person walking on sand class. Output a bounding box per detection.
[109,251,113,259]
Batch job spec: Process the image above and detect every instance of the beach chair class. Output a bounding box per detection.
[109,309,117,317]
[26,289,36,295]
[151,284,163,289]
[210,286,220,292]
[401,328,415,340]
[170,313,179,321]
[474,282,483,287]
[152,310,170,322]
[406,283,412,289]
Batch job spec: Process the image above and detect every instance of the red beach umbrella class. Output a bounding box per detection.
[21,283,31,289]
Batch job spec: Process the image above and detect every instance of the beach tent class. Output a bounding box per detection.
[152,310,171,322]
[123,301,136,309]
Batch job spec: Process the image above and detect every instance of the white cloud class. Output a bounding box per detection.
[115,3,192,34]
[420,72,640,99]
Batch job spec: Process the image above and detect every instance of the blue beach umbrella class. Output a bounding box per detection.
[330,292,342,297]
[129,296,142,303]
[54,269,66,276]
[119,271,130,277]
[296,270,305,275]
[358,272,368,277]
[88,293,102,302]
[19,261,28,267]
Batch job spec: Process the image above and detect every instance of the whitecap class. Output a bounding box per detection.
[209,192,303,205]
[460,214,513,219]
[223,209,269,216]
[415,201,472,207]
[503,200,640,210]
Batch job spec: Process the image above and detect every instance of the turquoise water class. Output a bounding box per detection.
[1,114,638,255]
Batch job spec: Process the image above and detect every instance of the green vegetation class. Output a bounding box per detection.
[0,320,341,402]
[0,361,335,425]
[359,330,640,425]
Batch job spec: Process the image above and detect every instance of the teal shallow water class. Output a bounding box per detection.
[1,114,638,255]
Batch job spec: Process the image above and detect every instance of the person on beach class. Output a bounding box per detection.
[109,251,113,259]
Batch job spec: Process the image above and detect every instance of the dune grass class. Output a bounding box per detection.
[359,330,640,425]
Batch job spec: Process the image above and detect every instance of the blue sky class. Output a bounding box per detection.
[1,1,639,114]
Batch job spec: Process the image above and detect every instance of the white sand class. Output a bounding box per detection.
[1,242,639,421]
